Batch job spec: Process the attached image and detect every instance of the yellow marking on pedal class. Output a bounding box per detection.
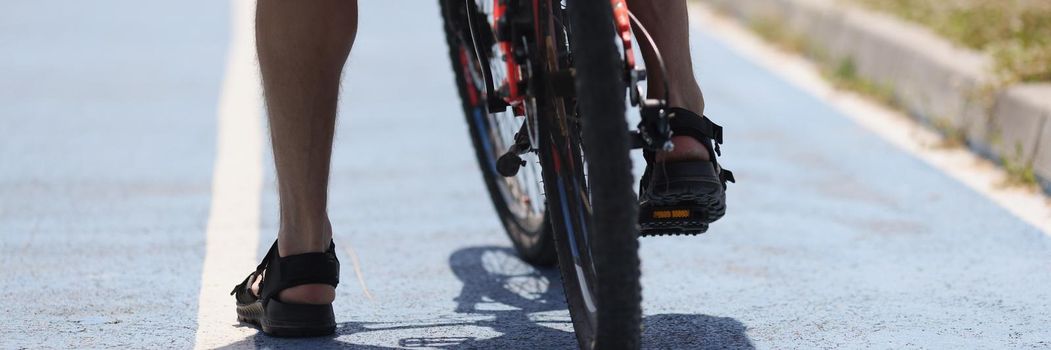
[653,209,690,219]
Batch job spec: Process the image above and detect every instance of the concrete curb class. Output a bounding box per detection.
[699,0,1051,191]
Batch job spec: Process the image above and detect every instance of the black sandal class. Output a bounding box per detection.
[231,240,340,337]
[638,108,735,236]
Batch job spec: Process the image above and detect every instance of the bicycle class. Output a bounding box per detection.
[439,1,730,348]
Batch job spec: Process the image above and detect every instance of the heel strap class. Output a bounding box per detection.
[250,240,340,304]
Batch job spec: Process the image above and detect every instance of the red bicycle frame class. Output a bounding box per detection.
[489,0,637,116]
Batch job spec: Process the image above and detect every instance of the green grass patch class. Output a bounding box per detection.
[930,116,967,148]
[822,58,898,107]
[1001,142,1039,187]
[750,18,810,54]
[850,0,1051,83]
[747,17,904,113]
[736,4,1041,188]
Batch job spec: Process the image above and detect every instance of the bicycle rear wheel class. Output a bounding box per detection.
[439,0,557,266]
[535,1,642,348]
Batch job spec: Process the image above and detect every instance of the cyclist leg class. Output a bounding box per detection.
[251,0,358,305]
[628,0,710,162]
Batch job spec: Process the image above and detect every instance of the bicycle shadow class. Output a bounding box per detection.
[215,246,753,349]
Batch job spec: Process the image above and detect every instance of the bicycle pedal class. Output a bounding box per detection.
[638,206,711,237]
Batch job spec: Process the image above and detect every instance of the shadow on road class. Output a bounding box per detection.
[216,246,752,349]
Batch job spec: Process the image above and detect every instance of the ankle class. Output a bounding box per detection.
[278,219,334,256]
[665,81,704,115]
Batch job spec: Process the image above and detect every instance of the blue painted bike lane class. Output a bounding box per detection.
[0,1,1048,348]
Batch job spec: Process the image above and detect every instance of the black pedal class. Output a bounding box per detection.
[638,205,711,237]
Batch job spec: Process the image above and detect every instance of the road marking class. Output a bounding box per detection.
[193,0,264,348]
[688,3,1051,235]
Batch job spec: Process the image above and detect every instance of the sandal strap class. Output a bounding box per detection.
[230,270,260,303]
[229,242,279,299]
[667,107,723,156]
[721,169,736,184]
[230,240,340,304]
[259,241,340,302]
[641,108,735,191]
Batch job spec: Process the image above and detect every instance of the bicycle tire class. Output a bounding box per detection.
[438,0,558,266]
[534,0,642,348]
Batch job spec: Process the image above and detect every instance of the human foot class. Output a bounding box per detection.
[232,241,340,337]
[260,224,337,305]
[638,108,733,236]
[251,231,336,305]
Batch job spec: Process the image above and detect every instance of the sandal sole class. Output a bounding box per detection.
[236,299,336,337]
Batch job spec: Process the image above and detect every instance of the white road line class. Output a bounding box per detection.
[688,3,1051,235]
[193,0,263,348]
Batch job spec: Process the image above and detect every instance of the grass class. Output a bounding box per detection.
[930,116,967,149]
[1001,142,1039,187]
[823,58,897,107]
[749,18,811,54]
[850,0,1051,83]
[743,10,1040,187]
[748,17,899,107]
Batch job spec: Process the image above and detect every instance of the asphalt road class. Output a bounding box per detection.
[2,1,1050,349]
